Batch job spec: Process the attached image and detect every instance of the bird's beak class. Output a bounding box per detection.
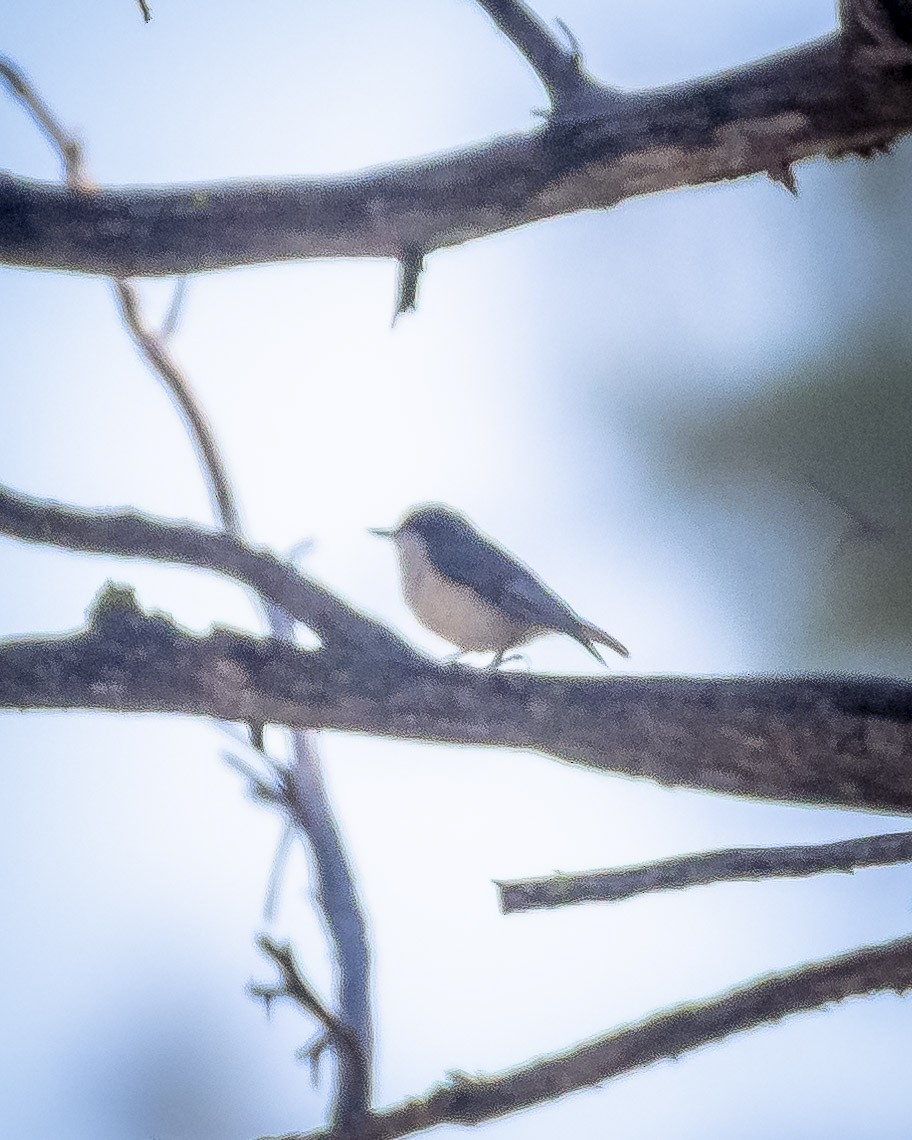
[369,526,396,539]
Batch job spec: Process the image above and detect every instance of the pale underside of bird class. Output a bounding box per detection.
[371,503,629,667]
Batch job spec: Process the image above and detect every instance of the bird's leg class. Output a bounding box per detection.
[488,649,529,670]
[442,649,470,666]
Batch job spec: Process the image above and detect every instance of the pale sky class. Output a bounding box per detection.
[2,2,912,1138]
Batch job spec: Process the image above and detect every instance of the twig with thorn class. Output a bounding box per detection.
[472,0,618,118]
[252,934,368,1094]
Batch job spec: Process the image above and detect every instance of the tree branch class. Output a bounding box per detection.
[0,56,88,188]
[0,482,410,661]
[472,0,610,117]
[3,516,912,814]
[260,934,912,1140]
[252,935,369,1098]
[3,21,912,277]
[497,830,912,913]
[112,279,242,535]
[0,48,376,1111]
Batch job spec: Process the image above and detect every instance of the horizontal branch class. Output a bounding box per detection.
[4,485,912,812]
[3,20,912,277]
[266,934,912,1140]
[4,592,912,815]
[498,829,912,913]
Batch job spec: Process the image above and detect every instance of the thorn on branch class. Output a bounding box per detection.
[394,247,425,321]
[767,162,798,195]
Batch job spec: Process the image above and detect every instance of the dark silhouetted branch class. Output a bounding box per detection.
[3,9,912,278]
[472,0,612,117]
[498,830,912,913]
[261,934,912,1140]
[3,510,912,814]
[0,482,410,661]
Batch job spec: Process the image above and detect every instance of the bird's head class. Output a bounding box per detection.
[369,503,468,548]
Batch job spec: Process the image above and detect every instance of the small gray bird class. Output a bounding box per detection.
[370,503,629,667]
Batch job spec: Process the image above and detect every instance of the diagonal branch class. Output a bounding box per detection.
[263,933,912,1140]
[112,279,242,535]
[472,0,611,116]
[0,481,410,661]
[497,830,912,913]
[252,935,368,1097]
[0,56,88,188]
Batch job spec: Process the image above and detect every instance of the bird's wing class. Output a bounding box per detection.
[430,519,577,631]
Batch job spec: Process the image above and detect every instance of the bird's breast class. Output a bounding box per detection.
[395,533,525,652]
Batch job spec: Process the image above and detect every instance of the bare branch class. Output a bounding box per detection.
[252,935,369,1097]
[257,934,912,1140]
[498,829,912,913]
[0,55,88,188]
[1,48,376,1115]
[0,482,410,661]
[3,28,912,277]
[112,279,243,535]
[4,557,912,814]
[136,0,152,22]
[472,0,611,117]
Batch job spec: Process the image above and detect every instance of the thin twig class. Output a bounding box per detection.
[112,279,242,535]
[498,830,912,913]
[0,56,88,187]
[1,54,374,1123]
[159,277,188,341]
[253,934,368,1100]
[136,0,152,22]
[803,470,894,560]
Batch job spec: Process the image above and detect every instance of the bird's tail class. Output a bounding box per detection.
[576,622,630,662]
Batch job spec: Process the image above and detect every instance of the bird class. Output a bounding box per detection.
[370,503,629,668]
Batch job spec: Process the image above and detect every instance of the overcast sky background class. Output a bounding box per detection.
[3,1,912,1137]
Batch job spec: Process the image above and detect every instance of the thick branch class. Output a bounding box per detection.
[4,29,912,276]
[498,830,912,913]
[266,934,912,1140]
[4,573,912,813]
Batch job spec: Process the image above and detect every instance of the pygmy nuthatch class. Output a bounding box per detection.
[371,503,629,667]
